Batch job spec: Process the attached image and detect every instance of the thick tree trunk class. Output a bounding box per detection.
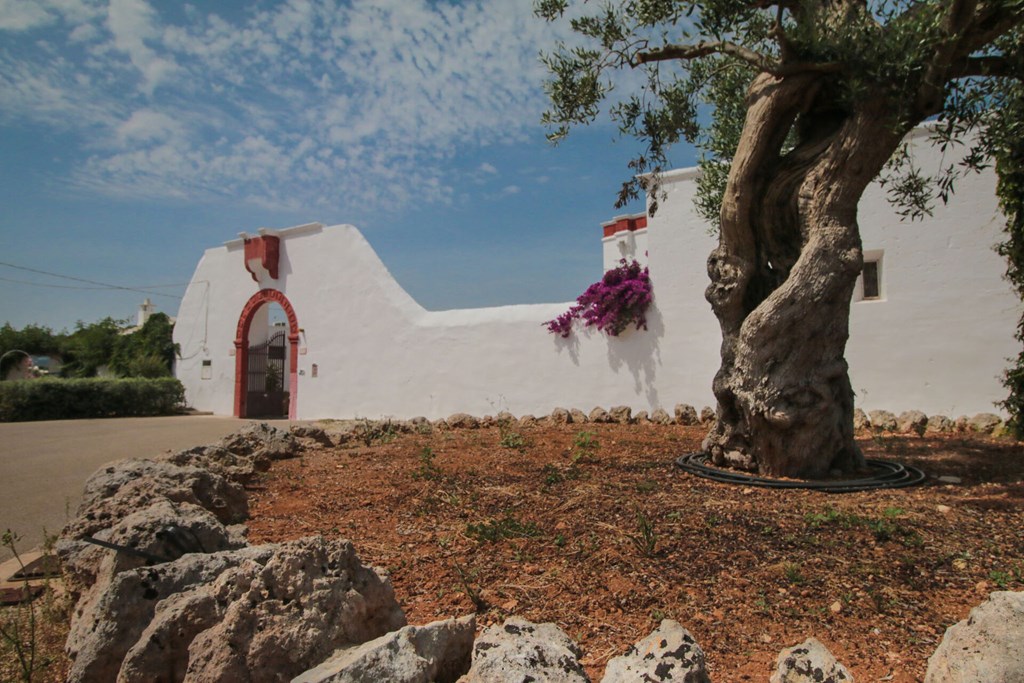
[703,73,909,478]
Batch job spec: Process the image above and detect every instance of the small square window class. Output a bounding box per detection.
[201,360,212,380]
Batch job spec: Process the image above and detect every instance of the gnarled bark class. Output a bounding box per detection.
[702,73,909,478]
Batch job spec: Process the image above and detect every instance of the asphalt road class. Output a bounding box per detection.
[0,415,267,561]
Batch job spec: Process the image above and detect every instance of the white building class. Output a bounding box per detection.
[173,129,1020,420]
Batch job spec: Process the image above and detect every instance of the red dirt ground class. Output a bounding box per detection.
[246,422,1024,682]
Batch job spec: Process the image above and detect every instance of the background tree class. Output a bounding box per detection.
[60,318,122,378]
[536,0,1023,477]
[996,92,1024,435]
[110,313,178,378]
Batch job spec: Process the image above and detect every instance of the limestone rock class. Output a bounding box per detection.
[609,405,632,424]
[589,407,611,424]
[633,410,649,423]
[770,638,853,683]
[926,415,954,433]
[495,411,516,425]
[78,458,248,524]
[168,444,271,485]
[868,410,897,432]
[549,408,573,425]
[601,620,710,683]
[59,498,243,601]
[68,536,406,683]
[518,414,538,427]
[968,413,1003,435]
[65,542,273,683]
[897,410,929,436]
[290,425,335,446]
[699,406,716,424]
[674,404,699,426]
[446,413,480,429]
[458,618,588,683]
[650,409,673,425]
[407,417,431,434]
[925,591,1024,682]
[569,408,589,424]
[294,615,475,683]
[220,421,300,460]
[852,408,870,432]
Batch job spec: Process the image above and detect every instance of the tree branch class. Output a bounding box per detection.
[634,40,770,68]
[634,41,843,77]
[950,55,1021,79]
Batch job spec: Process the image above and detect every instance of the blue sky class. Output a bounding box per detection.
[0,0,697,331]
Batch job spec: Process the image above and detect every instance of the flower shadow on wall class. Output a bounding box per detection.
[545,259,653,338]
[606,303,664,407]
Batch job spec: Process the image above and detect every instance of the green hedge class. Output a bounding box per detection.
[0,377,185,422]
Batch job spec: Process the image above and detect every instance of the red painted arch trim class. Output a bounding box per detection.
[234,289,299,419]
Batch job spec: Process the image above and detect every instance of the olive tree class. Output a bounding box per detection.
[536,0,1023,477]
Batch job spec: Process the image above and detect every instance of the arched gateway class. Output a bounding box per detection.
[234,289,299,419]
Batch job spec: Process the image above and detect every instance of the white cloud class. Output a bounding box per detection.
[115,108,183,145]
[0,0,55,30]
[106,0,179,94]
[1,0,581,214]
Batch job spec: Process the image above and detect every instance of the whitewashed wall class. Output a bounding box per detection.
[174,131,1020,420]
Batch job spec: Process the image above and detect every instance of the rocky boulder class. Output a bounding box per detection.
[609,405,632,424]
[674,404,699,426]
[926,415,954,433]
[589,407,612,424]
[167,444,271,485]
[66,543,272,683]
[219,421,300,460]
[294,615,475,683]
[458,618,588,683]
[447,413,480,429]
[290,425,335,446]
[968,413,1003,435]
[897,410,929,436]
[59,498,245,601]
[549,407,573,425]
[569,408,589,424]
[699,406,716,424]
[852,408,870,432]
[868,410,897,432]
[601,620,710,682]
[408,416,431,432]
[650,409,673,425]
[68,536,406,683]
[925,591,1024,682]
[77,458,248,524]
[770,638,853,683]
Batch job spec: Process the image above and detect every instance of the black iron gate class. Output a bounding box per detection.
[246,330,288,418]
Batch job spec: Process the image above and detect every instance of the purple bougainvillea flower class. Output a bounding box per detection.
[544,259,652,338]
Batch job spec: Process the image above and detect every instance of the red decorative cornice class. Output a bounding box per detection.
[602,214,648,238]
[243,235,281,282]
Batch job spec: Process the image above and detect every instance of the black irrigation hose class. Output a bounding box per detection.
[675,453,927,493]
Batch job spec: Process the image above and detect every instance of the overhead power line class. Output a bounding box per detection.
[0,262,186,300]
